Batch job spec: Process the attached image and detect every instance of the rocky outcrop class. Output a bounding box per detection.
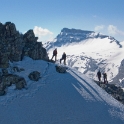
[95,80,124,105]
[55,65,67,73]
[28,71,41,81]
[0,21,49,95]
[15,77,26,90]
[0,21,49,68]
[23,30,48,60]
[0,73,27,96]
[0,22,24,66]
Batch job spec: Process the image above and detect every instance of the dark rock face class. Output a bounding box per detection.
[23,30,36,43]
[22,29,48,60]
[0,22,24,64]
[0,22,49,68]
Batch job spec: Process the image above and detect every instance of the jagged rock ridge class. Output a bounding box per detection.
[0,22,49,95]
[0,22,49,68]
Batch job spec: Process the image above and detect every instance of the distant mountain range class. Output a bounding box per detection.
[44,28,124,87]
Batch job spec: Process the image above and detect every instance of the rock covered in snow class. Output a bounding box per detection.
[28,71,41,81]
[15,77,26,90]
[0,73,27,95]
[55,65,67,73]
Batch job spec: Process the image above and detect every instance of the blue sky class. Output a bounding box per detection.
[0,0,124,42]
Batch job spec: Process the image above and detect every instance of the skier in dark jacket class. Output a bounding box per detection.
[51,48,57,61]
[97,70,101,82]
[103,72,108,84]
[60,52,66,65]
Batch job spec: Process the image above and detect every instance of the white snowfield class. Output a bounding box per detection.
[0,57,124,124]
[45,38,124,87]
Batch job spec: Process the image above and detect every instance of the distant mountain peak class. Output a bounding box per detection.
[57,27,118,41]
[56,28,96,45]
[44,28,122,50]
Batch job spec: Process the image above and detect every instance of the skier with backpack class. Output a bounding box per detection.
[97,70,101,82]
[51,48,57,62]
[103,72,108,84]
[60,52,66,65]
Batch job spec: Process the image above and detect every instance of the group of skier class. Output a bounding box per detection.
[51,48,66,65]
[97,70,108,84]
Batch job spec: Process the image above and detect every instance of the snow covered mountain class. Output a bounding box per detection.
[44,28,122,50]
[0,57,124,124]
[44,28,124,87]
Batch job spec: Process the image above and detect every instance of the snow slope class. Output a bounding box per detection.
[44,28,124,87]
[0,57,124,124]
